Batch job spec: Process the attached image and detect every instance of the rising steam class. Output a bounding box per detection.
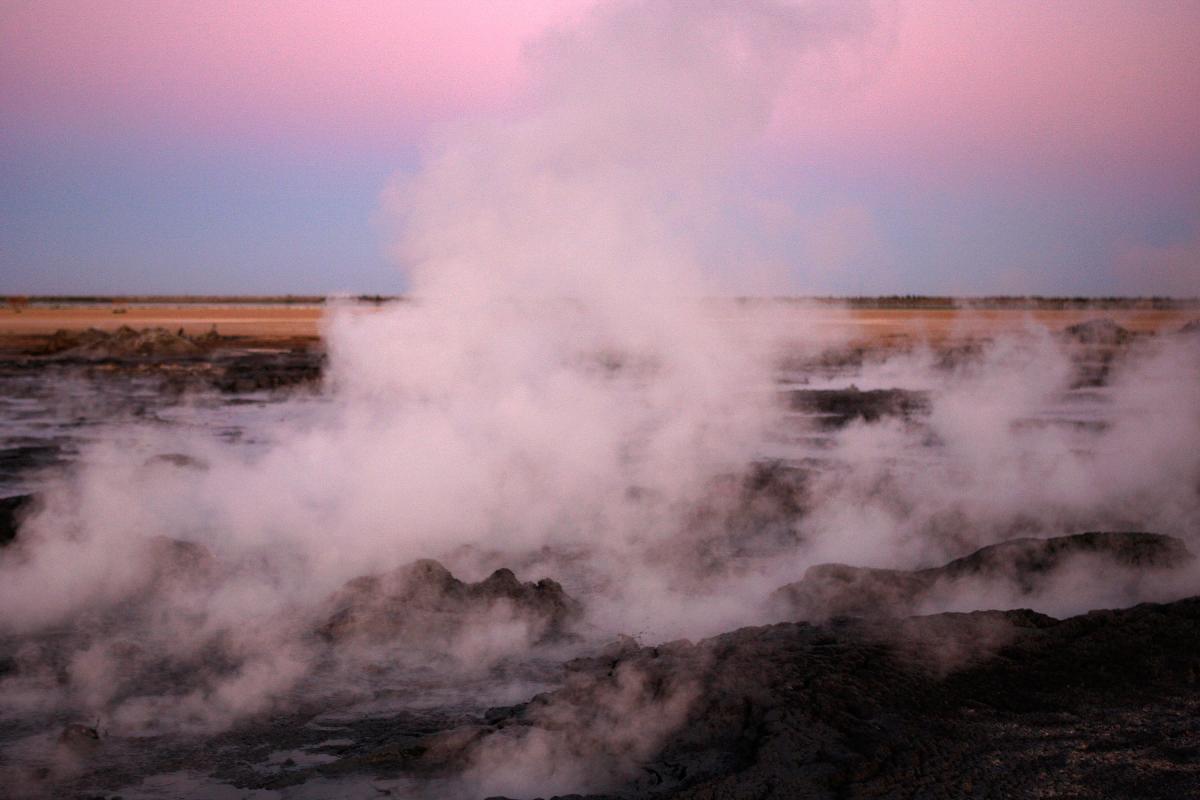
[1,1,1197,796]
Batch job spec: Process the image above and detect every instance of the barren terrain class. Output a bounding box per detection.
[0,299,1197,799]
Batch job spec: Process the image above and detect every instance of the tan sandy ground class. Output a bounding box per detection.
[838,308,1195,340]
[0,304,1193,349]
[0,305,325,340]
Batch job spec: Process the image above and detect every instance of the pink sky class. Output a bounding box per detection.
[2,0,1197,295]
[1,0,593,149]
[775,1,1200,186]
[4,0,1197,180]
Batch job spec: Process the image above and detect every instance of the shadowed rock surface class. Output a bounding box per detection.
[466,598,1200,800]
[1059,319,1141,387]
[5,570,1199,798]
[2,327,326,395]
[196,597,1200,800]
[1061,318,1134,346]
[319,559,582,645]
[211,349,325,392]
[0,494,35,547]
[786,387,930,428]
[771,531,1194,621]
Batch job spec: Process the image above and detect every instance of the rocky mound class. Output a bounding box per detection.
[1179,318,1200,336]
[772,531,1193,621]
[1061,318,1134,346]
[318,559,581,645]
[43,325,206,358]
[289,597,1200,799]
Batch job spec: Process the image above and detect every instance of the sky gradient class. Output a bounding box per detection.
[2,0,1198,296]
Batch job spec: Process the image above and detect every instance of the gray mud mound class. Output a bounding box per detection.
[1061,318,1134,346]
[319,558,581,644]
[772,531,1194,621]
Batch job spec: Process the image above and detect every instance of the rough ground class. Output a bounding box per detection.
[771,531,1195,621]
[0,318,1195,798]
[68,595,1191,800]
[0,326,325,394]
[496,597,1200,799]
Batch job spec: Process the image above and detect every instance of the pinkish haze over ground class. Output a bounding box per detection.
[1,0,1198,296]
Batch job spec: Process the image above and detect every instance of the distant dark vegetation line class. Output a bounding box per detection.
[739,295,1200,310]
[3,295,1199,310]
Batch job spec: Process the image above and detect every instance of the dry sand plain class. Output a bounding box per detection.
[0,304,325,341]
[0,303,1194,348]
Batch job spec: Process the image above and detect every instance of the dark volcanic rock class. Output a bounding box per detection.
[1062,318,1134,346]
[319,559,581,644]
[477,598,1200,799]
[57,723,102,753]
[0,493,36,547]
[12,327,325,394]
[786,386,929,428]
[772,531,1194,621]
[212,350,325,392]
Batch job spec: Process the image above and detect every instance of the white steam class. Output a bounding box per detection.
[0,0,889,742]
[0,1,1197,796]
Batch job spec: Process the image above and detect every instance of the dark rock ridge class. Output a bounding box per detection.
[287,597,1200,799]
[786,386,930,428]
[318,558,581,644]
[771,531,1194,621]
